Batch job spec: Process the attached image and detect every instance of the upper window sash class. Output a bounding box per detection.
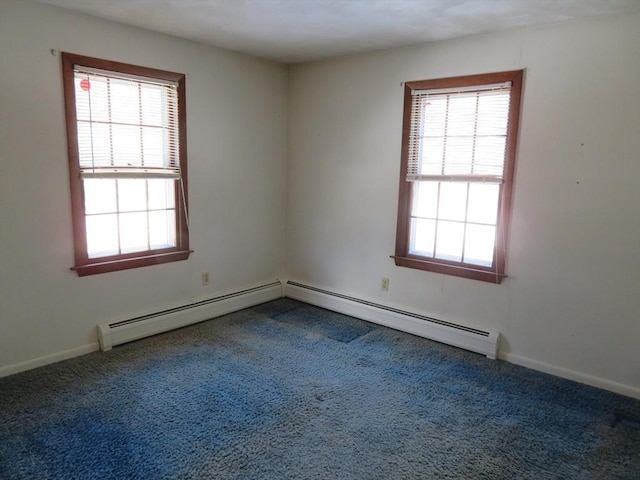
[72,64,182,180]
[406,82,513,184]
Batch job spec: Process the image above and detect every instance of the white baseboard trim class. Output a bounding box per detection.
[285,281,640,399]
[500,352,640,400]
[285,280,499,358]
[0,343,101,378]
[98,280,284,351]
[4,279,636,400]
[1,281,284,377]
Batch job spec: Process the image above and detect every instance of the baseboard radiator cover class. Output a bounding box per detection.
[285,281,500,359]
[98,281,284,351]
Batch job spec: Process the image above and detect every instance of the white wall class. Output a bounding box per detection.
[0,1,288,371]
[287,15,640,394]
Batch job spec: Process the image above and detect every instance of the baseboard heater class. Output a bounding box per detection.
[284,281,500,359]
[97,281,283,351]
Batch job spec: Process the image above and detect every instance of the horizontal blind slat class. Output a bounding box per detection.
[80,166,181,179]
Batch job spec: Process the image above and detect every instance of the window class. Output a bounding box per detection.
[394,70,523,283]
[62,53,190,276]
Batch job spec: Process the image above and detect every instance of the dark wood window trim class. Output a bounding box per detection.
[394,70,524,284]
[62,53,191,276]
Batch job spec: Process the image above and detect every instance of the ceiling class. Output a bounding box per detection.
[39,0,640,63]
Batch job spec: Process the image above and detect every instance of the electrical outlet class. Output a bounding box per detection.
[201,272,210,286]
[381,277,390,291]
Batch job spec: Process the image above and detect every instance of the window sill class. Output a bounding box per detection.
[391,255,506,284]
[72,250,192,277]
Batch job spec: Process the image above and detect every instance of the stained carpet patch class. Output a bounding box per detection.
[272,305,375,343]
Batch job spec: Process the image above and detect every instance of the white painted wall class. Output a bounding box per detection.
[0,1,287,371]
[287,15,640,393]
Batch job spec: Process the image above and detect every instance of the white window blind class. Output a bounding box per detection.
[406,82,512,184]
[73,66,181,180]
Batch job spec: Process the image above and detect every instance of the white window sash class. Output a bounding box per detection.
[79,166,181,180]
[406,174,503,184]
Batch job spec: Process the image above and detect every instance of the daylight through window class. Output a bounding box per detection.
[62,53,190,276]
[394,70,523,283]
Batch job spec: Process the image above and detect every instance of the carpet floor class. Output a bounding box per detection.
[1,298,639,479]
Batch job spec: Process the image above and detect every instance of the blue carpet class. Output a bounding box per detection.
[0,298,638,479]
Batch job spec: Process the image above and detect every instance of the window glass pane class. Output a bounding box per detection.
[444,136,473,175]
[86,214,119,258]
[117,179,147,212]
[434,220,464,262]
[84,179,117,214]
[412,181,438,219]
[149,210,176,249]
[438,182,467,222]
[422,97,446,137]
[463,224,496,266]
[140,85,163,126]
[77,122,111,167]
[419,137,444,175]
[410,218,435,257]
[147,179,175,210]
[112,124,142,166]
[88,77,110,122]
[74,76,91,121]
[109,80,139,125]
[119,212,148,253]
[446,94,476,136]
[74,75,109,122]
[467,184,499,225]
[474,136,506,175]
[476,92,509,136]
[142,127,164,167]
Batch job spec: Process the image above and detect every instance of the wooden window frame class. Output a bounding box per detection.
[393,70,524,284]
[62,53,191,276]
